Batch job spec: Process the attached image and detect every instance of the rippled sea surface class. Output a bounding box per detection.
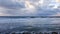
[0,17,60,33]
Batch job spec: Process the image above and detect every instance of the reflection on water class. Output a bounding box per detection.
[0,18,60,24]
[0,18,60,33]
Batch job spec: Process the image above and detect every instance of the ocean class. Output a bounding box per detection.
[0,17,60,34]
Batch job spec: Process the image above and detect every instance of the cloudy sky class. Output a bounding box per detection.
[0,0,60,16]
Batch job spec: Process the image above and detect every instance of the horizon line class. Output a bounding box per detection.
[0,16,60,18]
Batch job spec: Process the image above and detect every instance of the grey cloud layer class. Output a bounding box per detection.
[0,0,25,9]
[0,0,60,16]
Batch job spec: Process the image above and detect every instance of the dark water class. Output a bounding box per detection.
[0,17,60,34]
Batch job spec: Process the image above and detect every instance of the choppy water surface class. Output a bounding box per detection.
[0,17,60,33]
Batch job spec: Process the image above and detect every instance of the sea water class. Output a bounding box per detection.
[0,17,60,33]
